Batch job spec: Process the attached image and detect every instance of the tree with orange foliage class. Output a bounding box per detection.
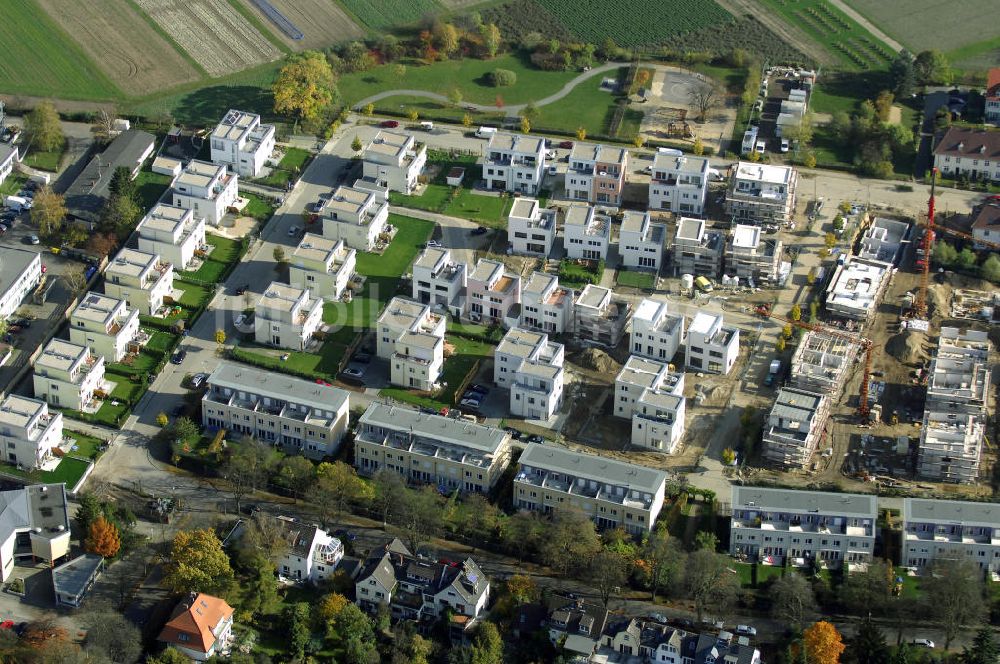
[85,516,121,558]
[803,621,846,664]
[19,618,69,649]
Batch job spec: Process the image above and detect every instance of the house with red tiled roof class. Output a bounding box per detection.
[933,126,1000,182]
[970,203,1000,248]
[158,592,234,661]
[986,68,1000,126]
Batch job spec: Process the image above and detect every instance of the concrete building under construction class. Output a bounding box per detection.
[789,332,857,397]
[762,388,831,468]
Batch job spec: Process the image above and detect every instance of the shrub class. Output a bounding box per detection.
[489,68,517,87]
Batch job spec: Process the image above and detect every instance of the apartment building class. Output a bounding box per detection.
[725,224,782,284]
[170,160,238,226]
[202,361,350,459]
[69,292,142,362]
[762,388,830,468]
[210,109,275,177]
[466,258,521,325]
[0,144,18,188]
[685,312,739,374]
[0,247,42,319]
[987,68,1000,126]
[411,247,466,315]
[917,411,985,484]
[361,131,427,194]
[672,217,723,277]
[320,185,390,252]
[376,296,445,391]
[0,395,64,470]
[33,339,107,412]
[288,234,356,300]
[564,143,628,205]
[725,162,797,225]
[514,443,668,535]
[629,298,684,364]
[563,205,611,261]
[483,132,545,194]
[729,486,876,568]
[0,484,71,582]
[353,402,513,494]
[574,284,631,347]
[614,356,687,453]
[903,498,1000,571]
[648,154,709,215]
[789,332,856,397]
[267,515,344,583]
[495,327,565,421]
[619,210,666,271]
[520,272,574,334]
[137,203,207,271]
[932,126,1000,182]
[825,257,891,321]
[507,197,556,255]
[104,248,174,316]
[253,282,323,351]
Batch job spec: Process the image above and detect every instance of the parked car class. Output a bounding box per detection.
[650,613,668,625]
[459,397,482,410]
[526,434,544,444]
[343,367,365,379]
[353,352,372,364]
[170,349,187,365]
[380,120,399,128]
[467,384,489,395]
[912,639,935,649]
[234,314,247,327]
[190,373,207,388]
[504,426,522,440]
[780,138,790,153]
[171,404,186,417]
[736,625,757,637]
[26,234,40,245]
[547,165,558,175]
[470,226,488,235]
[426,240,442,248]
[287,226,300,236]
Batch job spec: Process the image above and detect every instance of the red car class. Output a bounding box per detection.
[986,194,1000,202]
[380,120,399,128]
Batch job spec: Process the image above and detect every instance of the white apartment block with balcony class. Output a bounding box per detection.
[202,361,350,460]
[33,339,107,412]
[730,486,876,568]
[254,282,323,351]
[69,292,141,362]
[210,109,275,177]
[170,160,238,226]
[903,499,1000,571]
[563,205,611,261]
[725,224,782,284]
[672,217,723,277]
[104,248,174,316]
[762,388,830,468]
[353,402,513,494]
[137,203,207,271]
[362,131,427,195]
[376,297,446,392]
[725,162,797,225]
[0,395,63,470]
[495,328,565,421]
[482,132,545,195]
[619,210,666,271]
[507,198,556,256]
[411,247,466,315]
[288,234,356,301]
[514,443,668,535]
[686,312,739,374]
[0,248,42,320]
[615,356,687,453]
[320,186,389,252]
[648,154,708,214]
[629,298,684,363]
[466,259,521,326]
[520,272,573,334]
[564,143,628,205]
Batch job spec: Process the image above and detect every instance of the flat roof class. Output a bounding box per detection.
[827,258,888,312]
[0,247,40,295]
[690,312,720,336]
[497,327,548,359]
[106,247,159,278]
[139,203,193,235]
[365,131,412,159]
[519,443,667,494]
[576,284,611,310]
[378,296,432,331]
[293,233,349,265]
[565,206,610,237]
[905,498,1000,526]
[469,258,504,283]
[208,361,349,413]
[52,554,103,601]
[523,271,558,295]
[176,159,225,189]
[487,132,544,154]
[734,162,795,185]
[633,298,669,324]
[0,394,46,428]
[73,292,126,325]
[570,142,627,164]
[414,246,449,270]
[732,486,876,518]
[772,387,824,421]
[258,282,308,313]
[676,217,705,241]
[510,197,539,219]
[617,356,669,390]
[620,210,650,234]
[732,225,760,249]
[0,485,70,546]
[37,338,90,372]
[359,402,509,454]
[652,153,708,173]
[326,186,374,216]
[212,109,259,142]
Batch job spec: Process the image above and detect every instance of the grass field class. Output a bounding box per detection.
[336,0,443,30]
[389,156,514,227]
[22,143,65,172]
[536,0,732,47]
[615,269,655,290]
[0,0,121,100]
[844,0,999,58]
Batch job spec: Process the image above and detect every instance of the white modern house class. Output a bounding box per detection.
[0,144,19,188]
[902,498,1000,572]
[411,247,466,315]
[614,356,687,453]
[629,298,684,363]
[170,160,239,226]
[0,484,71,582]
[254,282,324,351]
[320,185,390,252]
[762,388,830,468]
[685,312,739,374]
[619,210,666,271]
[210,109,275,177]
[725,162,798,225]
[137,203,207,271]
[825,257,891,322]
[270,516,344,583]
[104,248,174,316]
[565,143,628,205]
[288,234,356,301]
[724,224,783,284]
[648,154,709,215]
[672,217,723,277]
[563,205,611,261]
[33,339,107,412]
[507,197,557,256]
[466,258,521,326]
[495,327,565,421]
[574,285,631,348]
[361,131,427,194]
[520,272,574,334]
[69,292,142,362]
[482,132,545,194]
[376,297,446,392]
[0,395,64,470]
[0,247,42,320]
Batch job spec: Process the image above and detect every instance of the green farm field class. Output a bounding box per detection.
[336,0,444,30]
[536,0,732,47]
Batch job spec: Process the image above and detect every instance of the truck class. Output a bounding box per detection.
[4,195,28,212]
[764,360,781,387]
[694,276,714,293]
[476,126,497,138]
[741,126,758,155]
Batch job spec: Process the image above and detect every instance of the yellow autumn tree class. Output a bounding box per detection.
[272,51,337,122]
[317,592,350,624]
[85,517,121,558]
[803,621,845,664]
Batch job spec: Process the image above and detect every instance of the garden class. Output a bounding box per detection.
[379,335,494,411]
[558,258,604,288]
[0,430,105,490]
[254,147,312,189]
[615,268,656,290]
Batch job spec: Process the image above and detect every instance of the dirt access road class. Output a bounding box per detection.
[715,0,838,66]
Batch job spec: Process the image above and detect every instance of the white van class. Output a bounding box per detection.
[657,147,683,156]
[754,139,766,154]
[419,121,434,131]
[476,126,497,138]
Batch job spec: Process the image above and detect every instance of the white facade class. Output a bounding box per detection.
[685,312,739,374]
[725,162,797,225]
[0,485,71,583]
[362,131,427,194]
[762,388,830,468]
[520,272,573,334]
[0,248,42,320]
[482,132,545,194]
[466,259,521,326]
[376,297,445,392]
[288,234,356,301]
[903,499,1000,571]
[495,328,564,421]
[563,205,610,260]
[725,224,782,284]
[648,154,708,215]
[619,210,666,271]
[574,284,631,348]
[0,145,18,188]
[254,282,324,351]
[0,396,63,470]
[171,160,239,226]
[272,517,344,584]
[629,298,684,363]
[825,257,891,321]
[320,186,389,252]
[507,197,556,256]
[104,248,174,315]
[564,143,628,205]
[69,292,141,362]
[210,109,275,177]
[137,203,207,271]
[411,247,466,315]
[615,356,686,453]
[672,217,723,277]
[33,339,106,412]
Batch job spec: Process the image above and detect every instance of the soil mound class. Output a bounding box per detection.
[579,347,619,373]
[886,329,928,364]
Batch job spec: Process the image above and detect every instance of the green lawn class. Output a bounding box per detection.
[64,431,106,460]
[179,260,226,284]
[233,327,357,380]
[390,157,513,228]
[176,281,212,309]
[616,269,655,290]
[22,143,65,172]
[179,235,242,283]
[0,455,93,489]
[255,147,311,189]
[240,193,277,221]
[144,330,178,355]
[380,335,493,410]
[446,320,503,342]
[558,258,603,288]
[0,172,28,198]
[135,168,173,210]
[207,234,241,263]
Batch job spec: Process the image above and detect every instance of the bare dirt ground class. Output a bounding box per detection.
[237,0,363,51]
[715,0,838,66]
[35,0,202,96]
[638,69,736,156]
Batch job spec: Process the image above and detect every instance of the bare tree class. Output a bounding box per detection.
[688,80,721,122]
[93,108,118,140]
[63,266,89,295]
[921,557,986,649]
[588,549,629,608]
[769,571,818,628]
[682,549,740,621]
[220,436,278,514]
[639,527,685,601]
